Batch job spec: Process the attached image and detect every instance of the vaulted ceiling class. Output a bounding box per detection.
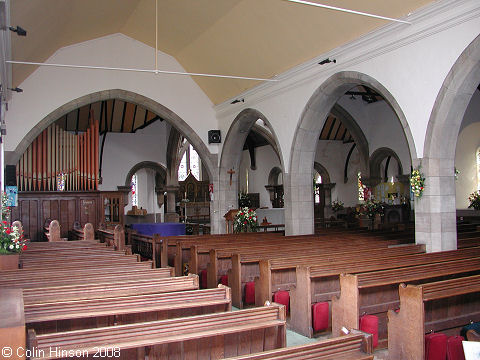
[10,0,436,104]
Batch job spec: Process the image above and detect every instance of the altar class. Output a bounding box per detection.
[255,208,285,227]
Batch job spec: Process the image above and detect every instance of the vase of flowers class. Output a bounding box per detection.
[0,221,27,270]
[233,207,258,233]
[468,191,480,210]
[410,167,425,198]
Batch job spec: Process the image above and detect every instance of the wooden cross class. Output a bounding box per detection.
[227,168,235,186]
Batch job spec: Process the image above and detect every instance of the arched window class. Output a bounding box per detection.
[314,173,322,204]
[477,147,480,191]
[358,171,365,201]
[131,173,138,207]
[178,144,200,181]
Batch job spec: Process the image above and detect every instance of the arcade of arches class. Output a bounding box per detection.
[3,1,480,253]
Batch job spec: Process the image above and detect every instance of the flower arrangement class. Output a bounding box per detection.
[233,207,258,233]
[331,199,344,213]
[468,191,480,210]
[410,167,425,198]
[0,221,27,254]
[359,199,384,219]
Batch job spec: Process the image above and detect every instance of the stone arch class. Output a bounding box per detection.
[124,161,167,189]
[11,89,216,183]
[268,167,283,186]
[369,147,403,186]
[313,162,331,184]
[287,71,415,235]
[420,34,480,252]
[218,108,284,228]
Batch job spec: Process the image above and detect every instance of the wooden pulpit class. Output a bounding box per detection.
[224,209,239,234]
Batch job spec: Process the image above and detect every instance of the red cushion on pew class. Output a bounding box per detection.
[220,275,228,286]
[359,314,378,348]
[244,281,255,305]
[273,290,289,313]
[447,335,465,360]
[425,332,447,360]
[200,269,207,289]
[312,302,329,332]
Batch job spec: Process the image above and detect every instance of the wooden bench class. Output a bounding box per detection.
[255,244,425,307]
[331,257,480,348]
[226,331,373,360]
[0,289,25,360]
[45,220,67,242]
[0,267,174,289]
[22,274,199,304]
[388,274,480,359]
[27,303,286,360]
[290,246,480,337]
[69,222,95,241]
[25,285,232,334]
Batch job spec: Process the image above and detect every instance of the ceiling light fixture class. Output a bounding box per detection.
[9,25,27,36]
[284,0,412,25]
[8,87,23,93]
[319,58,336,65]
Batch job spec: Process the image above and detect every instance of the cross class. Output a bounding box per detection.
[227,168,235,186]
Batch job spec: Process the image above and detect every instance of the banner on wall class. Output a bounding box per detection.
[5,186,18,207]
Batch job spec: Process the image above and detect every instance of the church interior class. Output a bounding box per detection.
[1,0,480,359]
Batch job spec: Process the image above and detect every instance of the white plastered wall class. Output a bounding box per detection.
[239,144,281,208]
[4,34,218,156]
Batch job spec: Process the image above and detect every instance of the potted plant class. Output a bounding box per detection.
[233,207,258,233]
[331,199,345,213]
[468,191,480,210]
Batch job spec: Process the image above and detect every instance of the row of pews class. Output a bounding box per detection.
[126,223,480,359]
[1,223,375,360]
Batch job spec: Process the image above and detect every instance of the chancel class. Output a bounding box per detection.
[0,0,479,359]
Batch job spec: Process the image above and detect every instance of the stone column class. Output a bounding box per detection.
[164,185,179,223]
[414,157,457,252]
[283,172,314,236]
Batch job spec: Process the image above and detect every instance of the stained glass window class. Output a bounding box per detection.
[358,171,365,201]
[178,152,188,181]
[131,174,138,207]
[314,173,322,204]
[190,145,200,180]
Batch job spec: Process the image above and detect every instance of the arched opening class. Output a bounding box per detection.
[219,109,284,233]
[11,90,217,238]
[424,34,480,251]
[288,72,415,236]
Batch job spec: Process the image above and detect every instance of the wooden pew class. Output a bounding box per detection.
[331,257,480,348]
[27,303,287,360]
[0,267,174,289]
[254,244,425,307]
[130,231,164,268]
[290,246,480,337]
[388,275,480,360]
[25,285,232,334]
[0,289,26,360]
[22,274,199,303]
[45,220,66,242]
[97,224,126,251]
[226,331,373,360]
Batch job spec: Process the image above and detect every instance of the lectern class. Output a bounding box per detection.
[224,209,239,234]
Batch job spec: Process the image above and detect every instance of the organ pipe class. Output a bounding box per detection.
[16,119,100,192]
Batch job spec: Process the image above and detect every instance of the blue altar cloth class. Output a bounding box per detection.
[130,223,186,236]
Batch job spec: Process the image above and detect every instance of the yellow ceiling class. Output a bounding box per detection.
[11,0,436,104]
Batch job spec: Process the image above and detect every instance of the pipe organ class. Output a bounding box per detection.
[16,119,99,192]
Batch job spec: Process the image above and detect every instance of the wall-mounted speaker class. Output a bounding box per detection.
[208,130,221,144]
[5,165,16,186]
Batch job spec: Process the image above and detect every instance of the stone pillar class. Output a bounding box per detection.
[414,157,457,252]
[164,185,179,223]
[284,172,314,236]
